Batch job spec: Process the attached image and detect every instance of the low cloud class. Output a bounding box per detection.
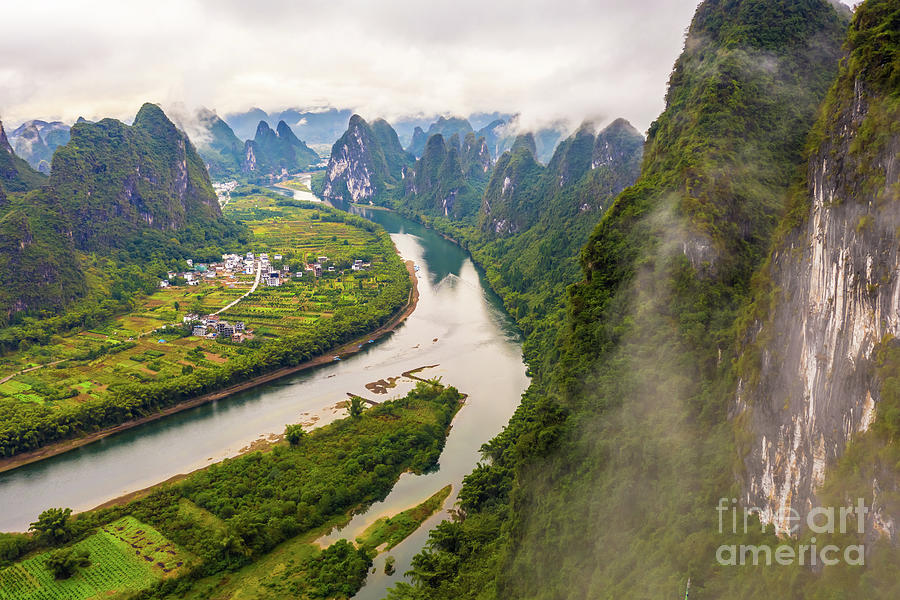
[0,0,702,133]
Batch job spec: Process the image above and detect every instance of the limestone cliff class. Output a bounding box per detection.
[738,0,900,534]
[321,115,411,204]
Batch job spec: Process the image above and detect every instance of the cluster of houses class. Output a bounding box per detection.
[212,180,239,205]
[184,313,249,342]
[158,252,372,291]
[302,256,371,278]
[159,252,297,289]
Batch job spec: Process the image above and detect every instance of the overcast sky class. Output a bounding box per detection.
[0,0,705,133]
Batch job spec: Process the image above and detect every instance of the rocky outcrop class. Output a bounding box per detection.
[322,115,411,204]
[738,1,900,534]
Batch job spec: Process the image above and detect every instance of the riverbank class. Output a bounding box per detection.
[0,260,419,475]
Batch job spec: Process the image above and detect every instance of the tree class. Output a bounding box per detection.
[349,396,364,419]
[45,547,90,579]
[284,423,305,446]
[29,508,73,544]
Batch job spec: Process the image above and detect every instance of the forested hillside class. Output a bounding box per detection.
[389,0,853,598]
[400,132,492,220]
[188,108,245,177]
[405,119,643,372]
[0,103,243,325]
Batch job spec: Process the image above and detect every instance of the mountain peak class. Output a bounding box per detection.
[255,120,274,138]
[348,114,368,129]
[275,120,296,140]
[510,133,537,157]
[133,102,170,129]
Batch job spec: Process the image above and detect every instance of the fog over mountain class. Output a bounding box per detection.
[0,0,704,134]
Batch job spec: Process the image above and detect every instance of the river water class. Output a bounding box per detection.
[0,186,528,598]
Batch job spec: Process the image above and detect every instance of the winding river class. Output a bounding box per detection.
[0,188,529,598]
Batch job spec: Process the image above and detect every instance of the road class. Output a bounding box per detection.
[214,260,262,316]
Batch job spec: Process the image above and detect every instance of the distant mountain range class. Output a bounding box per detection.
[6,120,70,174]
[224,107,353,146]
[0,120,48,192]
[171,108,322,180]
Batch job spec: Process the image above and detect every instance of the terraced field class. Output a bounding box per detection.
[0,191,403,414]
[0,517,192,600]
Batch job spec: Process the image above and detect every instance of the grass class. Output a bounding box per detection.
[173,515,349,600]
[356,485,452,551]
[0,516,192,600]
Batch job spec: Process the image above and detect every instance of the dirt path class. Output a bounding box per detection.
[214,260,262,316]
[0,261,420,475]
[0,360,65,385]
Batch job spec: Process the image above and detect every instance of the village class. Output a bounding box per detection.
[157,250,372,343]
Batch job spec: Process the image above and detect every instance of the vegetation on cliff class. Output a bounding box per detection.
[390,0,851,597]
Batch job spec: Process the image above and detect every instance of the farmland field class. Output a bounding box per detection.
[0,516,192,600]
[0,189,412,458]
[0,192,402,414]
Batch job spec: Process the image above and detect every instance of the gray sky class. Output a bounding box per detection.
[0,0,704,133]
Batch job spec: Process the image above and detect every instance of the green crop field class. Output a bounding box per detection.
[0,516,192,600]
[0,195,402,413]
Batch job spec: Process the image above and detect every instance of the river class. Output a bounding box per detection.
[0,185,529,598]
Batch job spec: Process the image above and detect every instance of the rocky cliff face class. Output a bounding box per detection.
[322,115,411,204]
[738,0,900,534]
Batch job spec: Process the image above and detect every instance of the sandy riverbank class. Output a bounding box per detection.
[0,261,419,475]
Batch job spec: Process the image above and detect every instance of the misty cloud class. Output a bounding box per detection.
[0,0,704,133]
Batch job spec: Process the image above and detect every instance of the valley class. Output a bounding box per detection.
[0,186,412,461]
[0,189,528,598]
[3,0,900,598]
